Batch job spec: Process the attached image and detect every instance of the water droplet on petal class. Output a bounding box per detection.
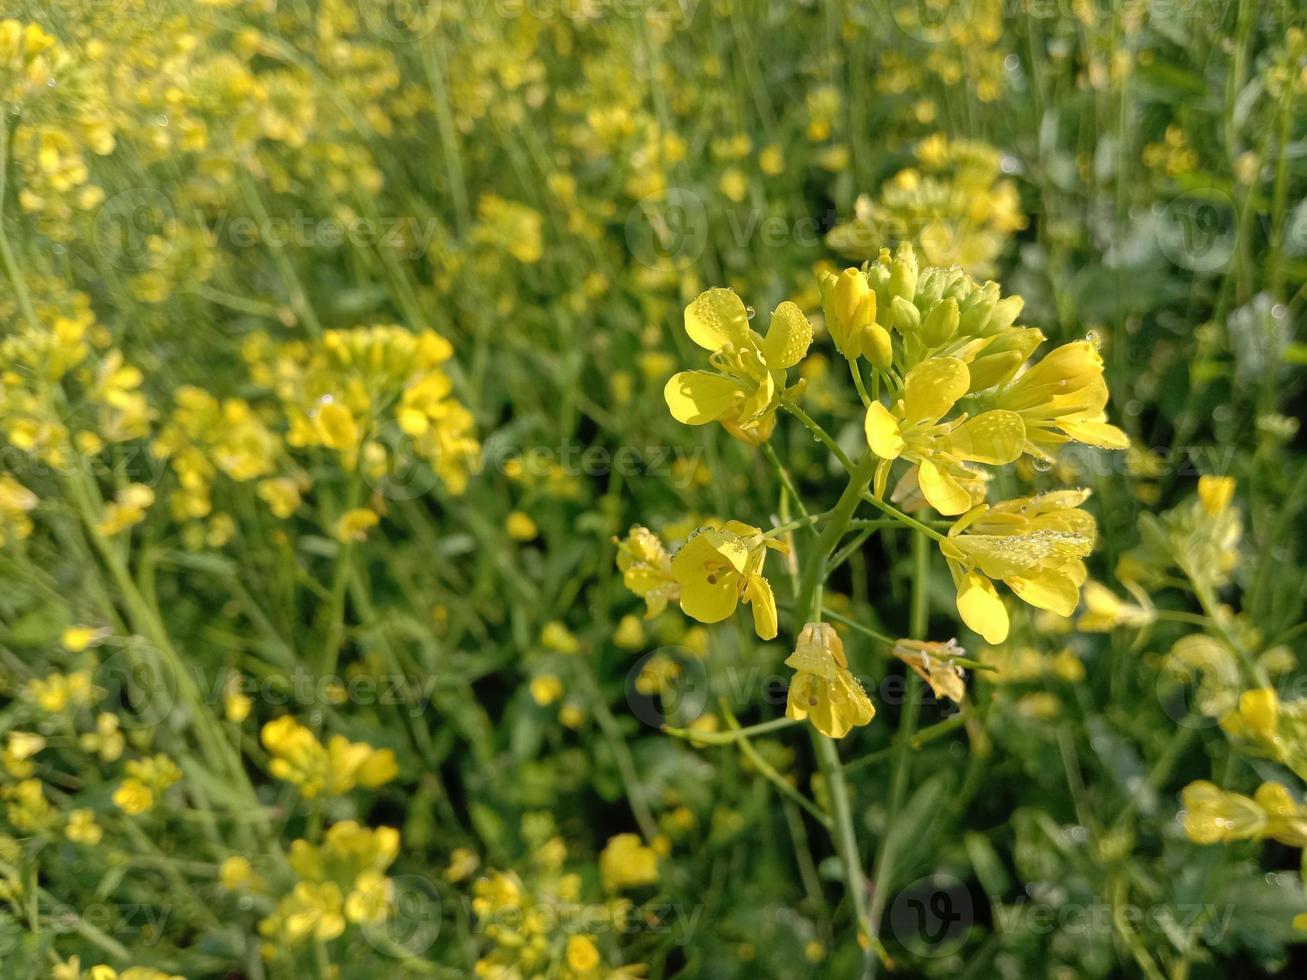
[744,305,756,320]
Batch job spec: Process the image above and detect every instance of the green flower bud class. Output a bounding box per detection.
[890,295,920,333]
[921,297,960,346]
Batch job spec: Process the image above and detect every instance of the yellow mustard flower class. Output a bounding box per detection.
[97,483,155,536]
[505,510,538,541]
[670,521,783,640]
[615,525,680,617]
[1077,580,1156,632]
[940,490,1096,643]
[864,356,1025,514]
[784,622,875,738]
[993,340,1129,456]
[664,288,812,445]
[819,267,891,366]
[1180,781,1265,844]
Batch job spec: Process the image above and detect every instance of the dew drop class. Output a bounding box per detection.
[156,114,169,126]
[1085,329,1102,350]
[744,305,756,320]
[1004,54,1019,71]
[1033,457,1053,472]
[1271,304,1287,319]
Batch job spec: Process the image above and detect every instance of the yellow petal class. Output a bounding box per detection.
[954,410,1025,464]
[664,371,741,424]
[684,288,751,351]
[864,401,905,459]
[1059,420,1130,449]
[903,357,969,424]
[761,301,813,368]
[957,571,1008,643]
[1007,567,1081,616]
[918,460,973,516]
[745,574,778,640]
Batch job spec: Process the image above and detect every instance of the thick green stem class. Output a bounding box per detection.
[792,452,878,960]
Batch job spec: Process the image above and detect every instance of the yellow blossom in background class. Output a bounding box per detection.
[505,510,538,541]
[615,525,680,617]
[97,484,155,536]
[66,808,102,845]
[541,620,580,654]
[1198,475,1236,516]
[785,622,875,738]
[599,833,659,891]
[530,674,565,706]
[261,717,397,799]
[333,507,378,542]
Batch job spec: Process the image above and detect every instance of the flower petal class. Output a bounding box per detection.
[1007,567,1081,616]
[954,410,1025,464]
[918,459,973,516]
[903,357,969,424]
[957,571,1009,643]
[744,574,778,640]
[864,401,905,459]
[664,371,742,425]
[684,288,751,351]
[1059,420,1130,450]
[761,301,813,368]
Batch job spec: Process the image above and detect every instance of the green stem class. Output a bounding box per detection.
[664,715,801,745]
[866,531,931,973]
[720,704,832,830]
[782,400,854,470]
[792,452,879,958]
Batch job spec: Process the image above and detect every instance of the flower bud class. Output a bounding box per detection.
[866,322,893,370]
[921,297,959,346]
[890,295,920,333]
[889,242,918,301]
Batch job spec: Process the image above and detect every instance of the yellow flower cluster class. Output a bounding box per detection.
[470,831,650,979]
[259,821,399,945]
[828,136,1026,276]
[113,754,182,815]
[260,716,397,799]
[248,324,479,494]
